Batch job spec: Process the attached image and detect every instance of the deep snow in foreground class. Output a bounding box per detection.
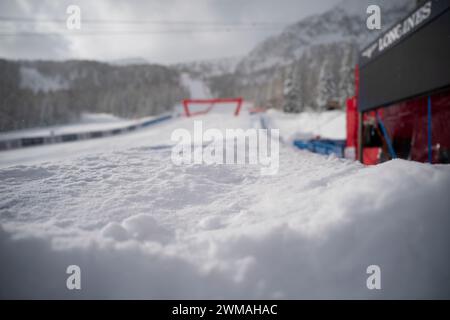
[0,112,449,299]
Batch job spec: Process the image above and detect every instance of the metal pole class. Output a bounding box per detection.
[376,112,397,159]
[357,112,363,162]
[427,96,433,164]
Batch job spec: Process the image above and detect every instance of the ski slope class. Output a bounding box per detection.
[0,113,155,142]
[0,111,449,299]
[265,109,346,142]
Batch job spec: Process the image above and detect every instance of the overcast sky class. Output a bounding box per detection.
[0,0,341,64]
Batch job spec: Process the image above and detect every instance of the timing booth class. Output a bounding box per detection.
[354,0,450,164]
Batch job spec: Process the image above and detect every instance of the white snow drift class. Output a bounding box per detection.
[0,112,449,299]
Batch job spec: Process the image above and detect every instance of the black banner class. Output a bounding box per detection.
[358,0,450,112]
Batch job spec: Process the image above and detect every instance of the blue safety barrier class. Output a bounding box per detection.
[0,114,173,151]
[293,139,346,158]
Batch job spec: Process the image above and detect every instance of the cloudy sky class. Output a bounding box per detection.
[0,0,341,64]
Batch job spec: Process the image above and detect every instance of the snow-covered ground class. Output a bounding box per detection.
[0,113,162,141]
[265,109,346,142]
[0,113,156,142]
[0,111,449,299]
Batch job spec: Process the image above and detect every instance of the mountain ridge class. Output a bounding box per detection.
[0,0,417,131]
[205,0,415,112]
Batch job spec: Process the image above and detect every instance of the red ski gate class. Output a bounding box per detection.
[183,98,243,117]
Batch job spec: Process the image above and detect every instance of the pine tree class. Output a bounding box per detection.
[283,66,302,113]
[317,62,338,110]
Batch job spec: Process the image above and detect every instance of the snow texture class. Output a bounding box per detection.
[266,109,346,142]
[0,112,449,299]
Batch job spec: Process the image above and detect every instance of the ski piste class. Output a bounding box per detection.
[1,109,449,299]
[0,0,449,302]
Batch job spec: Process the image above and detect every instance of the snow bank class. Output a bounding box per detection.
[265,109,346,142]
[1,131,449,298]
[0,113,154,142]
[0,113,251,168]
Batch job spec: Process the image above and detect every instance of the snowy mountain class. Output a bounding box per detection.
[0,56,241,132]
[239,0,413,73]
[209,0,415,112]
[108,57,152,66]
[0,59,188,131]
[173,56,241,78]
[0,0,417,132]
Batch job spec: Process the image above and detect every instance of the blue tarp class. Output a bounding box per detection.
[293,139,346,158]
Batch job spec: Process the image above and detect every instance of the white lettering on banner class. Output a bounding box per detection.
[363,1,433,61]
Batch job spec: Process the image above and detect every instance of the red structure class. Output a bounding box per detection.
[183,98,243,117]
